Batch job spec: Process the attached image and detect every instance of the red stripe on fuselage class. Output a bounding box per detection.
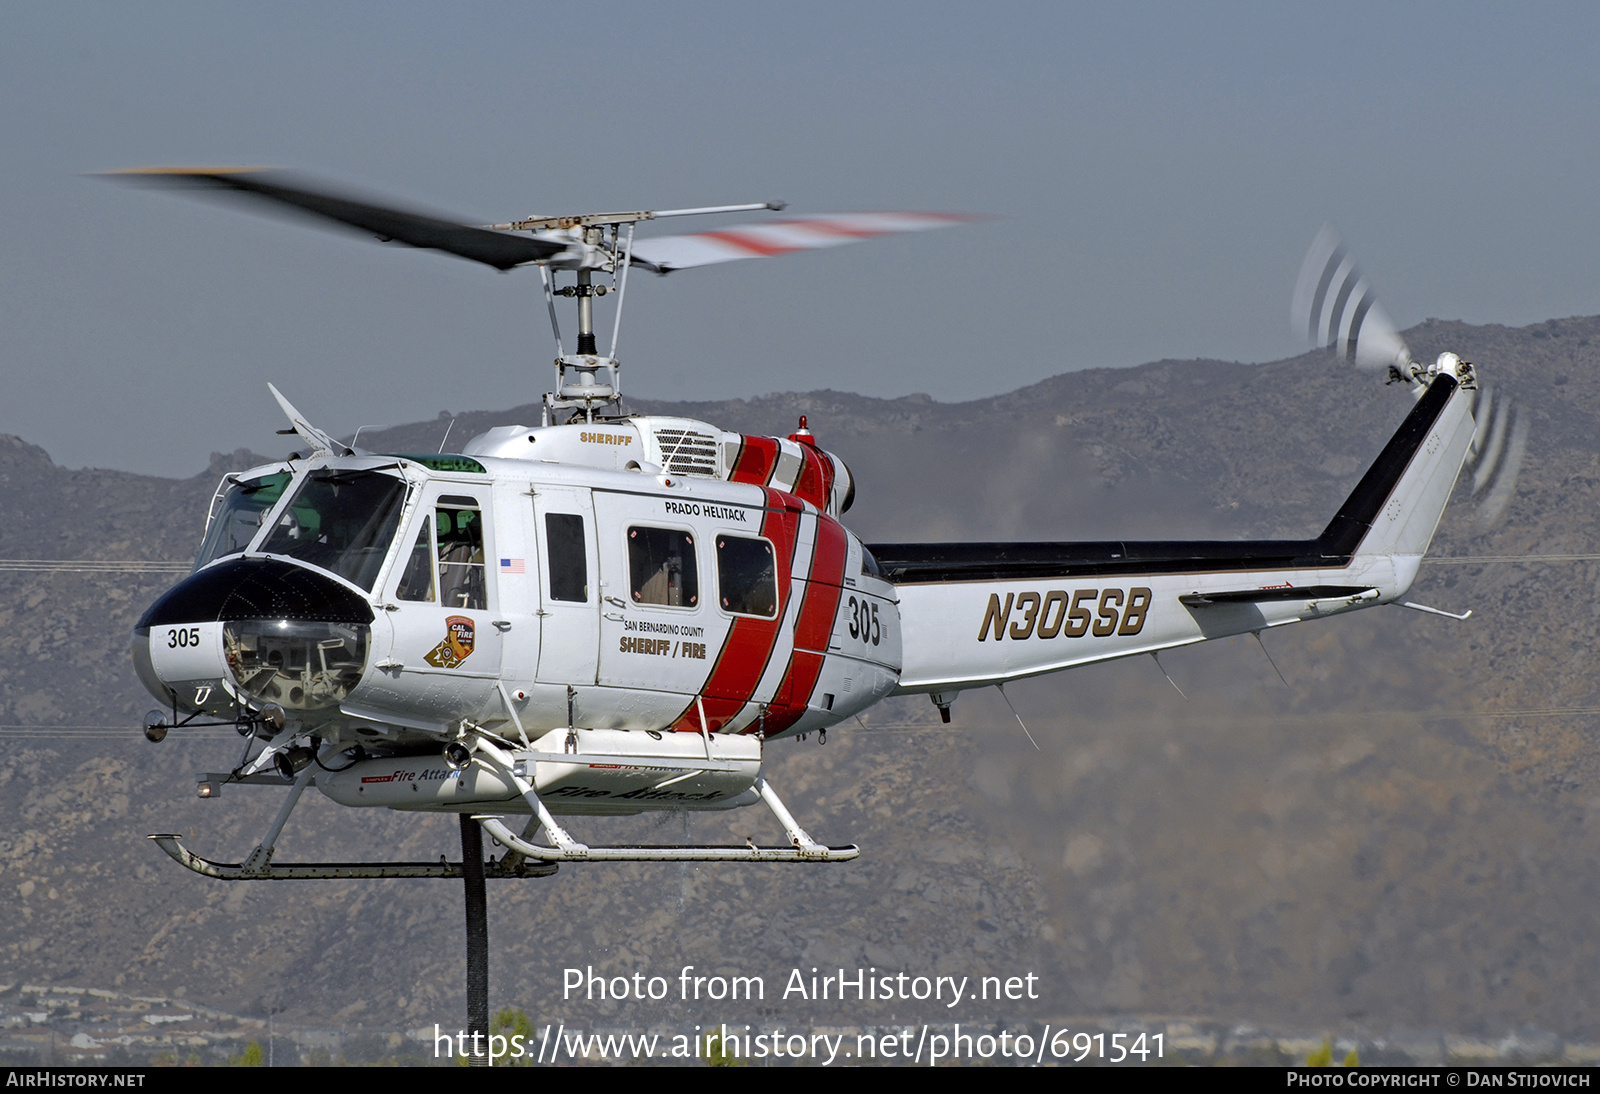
[763,513,849,735]
[793,515,847,652]
[729,435,779,487]
[791,445,837,511]
[669,490,799,732]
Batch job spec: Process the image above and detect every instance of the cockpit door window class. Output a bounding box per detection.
[436,503,486,611]
[394,525,435,603]
[390,495,488,610]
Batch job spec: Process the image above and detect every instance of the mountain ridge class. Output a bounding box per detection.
[0,313,1596,1049]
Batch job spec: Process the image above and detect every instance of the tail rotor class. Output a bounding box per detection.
[1292,223,1411,375]
[1292,223,1526,531]
[1467,383,1528,531]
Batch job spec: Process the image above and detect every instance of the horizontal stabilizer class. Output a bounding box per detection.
[1178,585,1377,607]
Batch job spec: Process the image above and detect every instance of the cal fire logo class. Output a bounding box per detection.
[424,616,476,668]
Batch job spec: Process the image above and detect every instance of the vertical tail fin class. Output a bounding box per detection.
[1318,367,1476,562]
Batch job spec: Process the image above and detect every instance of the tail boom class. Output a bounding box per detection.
[874,361,1477,694]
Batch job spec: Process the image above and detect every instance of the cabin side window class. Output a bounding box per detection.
[544,513,588,603]
[716,535,778,618]
[628,526,698,608]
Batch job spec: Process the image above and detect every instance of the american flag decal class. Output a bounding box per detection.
[500,558,525,573]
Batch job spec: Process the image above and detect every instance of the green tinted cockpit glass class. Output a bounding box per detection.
[387,454,487,474]
[193,471,292,571]
[259,469,408,591]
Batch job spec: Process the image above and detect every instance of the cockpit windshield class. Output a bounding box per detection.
[258,469,408,591]
[193,470,293,571]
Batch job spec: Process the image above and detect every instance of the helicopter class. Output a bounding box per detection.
[116,169,1497,879]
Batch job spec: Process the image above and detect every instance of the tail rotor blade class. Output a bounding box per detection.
[1475,412,1528,533]
[1471,386,1510,496]
[1291,223,1409,371]
[1470,384,1497,457]
[1468,385,1528,531]
[1292,223,1345,344]
[1293,223,1529,532]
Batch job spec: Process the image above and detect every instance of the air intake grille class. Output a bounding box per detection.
[654,429,720,477]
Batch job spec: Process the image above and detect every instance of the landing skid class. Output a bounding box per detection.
[148,833,558,879]
[147,759,550,881]
[152,742,856,876]
[476,819,858,862]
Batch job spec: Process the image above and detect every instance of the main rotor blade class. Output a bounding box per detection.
[629,212,974,273]
[106,168,565,271]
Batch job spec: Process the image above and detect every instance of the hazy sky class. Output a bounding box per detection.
[4,2,1598,477]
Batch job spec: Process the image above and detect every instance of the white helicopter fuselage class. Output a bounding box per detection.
[134,354,1478,835]
[108,168,1497,870]
[134,414,904,819]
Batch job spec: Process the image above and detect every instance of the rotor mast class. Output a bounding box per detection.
[537,222,625,427]
[512,203,783,426]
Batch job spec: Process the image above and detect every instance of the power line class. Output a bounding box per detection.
[0,725,238,738]
[846,706,1600,733]
[0,554,1592,574]
[1423,554,1600,564]
[0,560,189,573]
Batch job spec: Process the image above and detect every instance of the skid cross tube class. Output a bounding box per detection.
[471,741,857,861]
[152,747,558,878]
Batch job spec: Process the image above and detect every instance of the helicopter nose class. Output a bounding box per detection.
[133,558,375,717]
[131,618,232,717]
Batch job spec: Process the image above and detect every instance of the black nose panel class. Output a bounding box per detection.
[136,558,375,628]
